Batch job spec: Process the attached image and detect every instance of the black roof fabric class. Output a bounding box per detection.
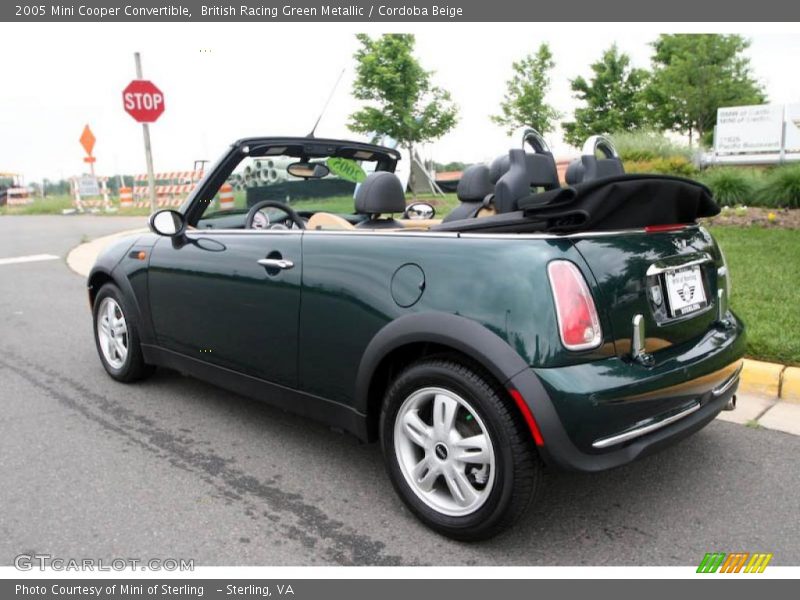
[515,174,719,232]
[434,174,720,233]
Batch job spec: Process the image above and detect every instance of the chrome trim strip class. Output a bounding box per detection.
[712,364,743,398]
[592,401,701,449]
[646,253,713,276]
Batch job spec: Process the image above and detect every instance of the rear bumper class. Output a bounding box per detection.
[510,317,745,472]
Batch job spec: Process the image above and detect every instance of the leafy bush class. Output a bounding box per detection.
[625,156,699,178]
[758,165,800,209]
[699,168,761,205]
[608,130,693,162]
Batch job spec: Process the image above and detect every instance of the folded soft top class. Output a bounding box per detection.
[434,175,720,234]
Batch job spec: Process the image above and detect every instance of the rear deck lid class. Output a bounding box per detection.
[572,225,724,358]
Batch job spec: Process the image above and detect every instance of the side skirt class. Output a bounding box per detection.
[141,344,369,441]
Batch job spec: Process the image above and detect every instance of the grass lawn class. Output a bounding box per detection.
[710,227,800,366]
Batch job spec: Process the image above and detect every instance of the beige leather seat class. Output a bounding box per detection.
[306,212,355,230]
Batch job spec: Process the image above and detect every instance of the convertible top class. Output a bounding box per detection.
[435,175,720,234]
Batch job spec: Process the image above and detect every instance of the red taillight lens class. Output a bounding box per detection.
[547,260,602,351]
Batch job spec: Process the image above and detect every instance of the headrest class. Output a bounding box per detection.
[489,154,510,184]
[354,171,406,215]
[524,152,560,190]
[493,149,530,214]
[565,155,625,184]
[456,164,493,202]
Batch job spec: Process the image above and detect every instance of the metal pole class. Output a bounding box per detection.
[135,52,157,214]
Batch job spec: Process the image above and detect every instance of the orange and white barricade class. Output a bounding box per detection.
[119,187,133,208]
[218,183,235,210]
[70,176,111,212]
[5,187,32,206]
[131,170,204,208]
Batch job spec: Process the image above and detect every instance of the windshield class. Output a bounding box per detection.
[197,154,381,228]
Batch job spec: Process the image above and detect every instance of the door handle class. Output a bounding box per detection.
[257,258,294,270]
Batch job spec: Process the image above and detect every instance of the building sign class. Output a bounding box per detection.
[784,103,800,153]
[715,104,785,154]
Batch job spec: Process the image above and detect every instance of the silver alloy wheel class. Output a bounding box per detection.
[96,297,129,370]
[394,387,496,517]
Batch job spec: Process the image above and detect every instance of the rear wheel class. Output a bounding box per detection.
[380,358,542,540]
[93,283,154,382]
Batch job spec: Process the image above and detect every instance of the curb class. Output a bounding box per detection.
[740,358,798,403]
[67,229,797,403]
[66,228,148,278]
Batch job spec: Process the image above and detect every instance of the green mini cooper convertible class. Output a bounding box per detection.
[89,129,744,540]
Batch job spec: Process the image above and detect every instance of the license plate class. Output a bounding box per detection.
[664,265,707,317]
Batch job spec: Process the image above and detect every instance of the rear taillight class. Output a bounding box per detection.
[547,260,602,351]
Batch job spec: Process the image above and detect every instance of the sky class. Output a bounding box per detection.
[1,22,799,182]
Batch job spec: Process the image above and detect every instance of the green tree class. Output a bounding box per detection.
[492,44,562,135]
[562,44,650,147]
[348,33,458,194]
[646,34,766,146]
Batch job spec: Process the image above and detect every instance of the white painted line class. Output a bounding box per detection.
[0,253,59,266]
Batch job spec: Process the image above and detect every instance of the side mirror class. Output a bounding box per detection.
[404,202,436,220]
[149,209,186,237]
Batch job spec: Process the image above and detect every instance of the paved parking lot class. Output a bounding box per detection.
[1,215,799,566]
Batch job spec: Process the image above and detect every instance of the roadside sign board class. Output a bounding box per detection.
[784,103,800,153]
[122,80,165,123]
[715,104,785,154]
[80,125,96,157]
[78,175,100,197]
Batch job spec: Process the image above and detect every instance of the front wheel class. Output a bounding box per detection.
[93,283,154,382]
[380,358,542,541]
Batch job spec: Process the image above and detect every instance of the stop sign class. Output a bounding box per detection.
[122,80,165,123]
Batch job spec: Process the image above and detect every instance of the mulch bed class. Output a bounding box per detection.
[702,207,800,230]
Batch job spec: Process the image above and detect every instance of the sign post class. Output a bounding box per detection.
[122,53,165,214]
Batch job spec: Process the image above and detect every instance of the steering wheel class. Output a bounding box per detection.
[245,200,306,230]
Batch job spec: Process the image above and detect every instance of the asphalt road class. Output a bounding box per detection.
[1,215,799,567]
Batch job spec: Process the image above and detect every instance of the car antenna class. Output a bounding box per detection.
[307,68,345,139]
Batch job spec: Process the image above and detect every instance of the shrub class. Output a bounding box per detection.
[699,168,761,205]
[758,165,800,209]
[608,130,693,162]
[624,156,699,178]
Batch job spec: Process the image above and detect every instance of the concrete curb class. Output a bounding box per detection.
[68,230,797,403]
[66,228,148,278]
[740,358,799,403]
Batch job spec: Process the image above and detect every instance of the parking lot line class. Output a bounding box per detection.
[0,253,59,266]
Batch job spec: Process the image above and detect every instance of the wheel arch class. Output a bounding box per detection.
[355,312,534,441]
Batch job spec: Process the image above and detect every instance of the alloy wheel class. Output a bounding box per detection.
[394,386,496,517]
[96,297,129,370]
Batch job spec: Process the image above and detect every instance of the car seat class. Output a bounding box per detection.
[354,171,406,229]
[442,165,494,223]
[565,135,625,184]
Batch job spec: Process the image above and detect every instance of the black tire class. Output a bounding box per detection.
[380,358,542,541]
[92,283,154,382]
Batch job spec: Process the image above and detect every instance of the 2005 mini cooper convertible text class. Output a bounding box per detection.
[90,129,745,540]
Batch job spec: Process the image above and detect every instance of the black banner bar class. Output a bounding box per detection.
[3,0,800,22]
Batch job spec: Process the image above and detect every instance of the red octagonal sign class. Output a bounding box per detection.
[122,80,165,123]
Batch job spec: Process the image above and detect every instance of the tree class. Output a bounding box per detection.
[492,44,562,136]
[646,34,766,146]
[348,34,458,194]
[562,45,650,147]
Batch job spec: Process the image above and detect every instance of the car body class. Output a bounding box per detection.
[89,132,744,539]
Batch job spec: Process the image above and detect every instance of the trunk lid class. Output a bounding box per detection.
[572,225,724,359]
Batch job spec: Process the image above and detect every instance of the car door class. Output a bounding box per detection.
[147,229,302,388]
